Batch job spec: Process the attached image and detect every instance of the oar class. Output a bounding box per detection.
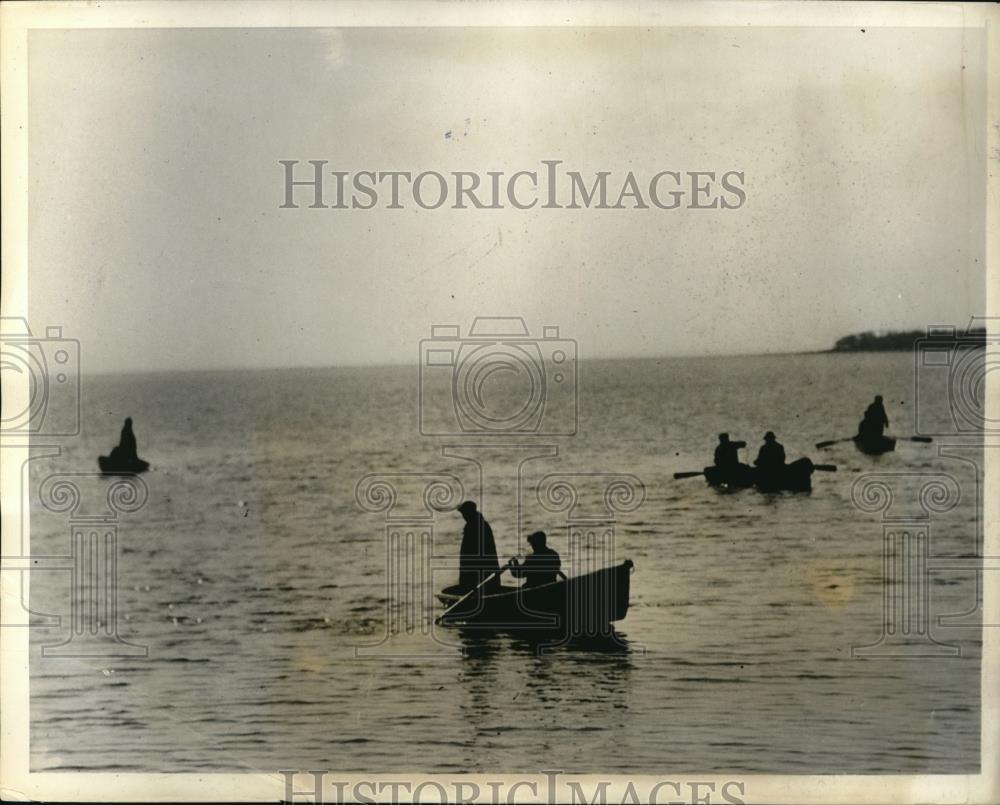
[817,435,934,448]
[815,437,852,449]
[435,561,512,625]
[673,470,705,480]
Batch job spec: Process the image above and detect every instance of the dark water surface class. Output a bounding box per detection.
[29,353,981,772]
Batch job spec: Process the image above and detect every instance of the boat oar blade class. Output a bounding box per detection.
[673,471,705,480]
[813,464,837,472]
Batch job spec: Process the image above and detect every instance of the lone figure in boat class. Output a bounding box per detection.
[714,432,747,471]
[113,418,138,462]
[754,431,786,473]
[456,500,501,593]
[99,417,149,474]
[509,531,566,588]
[858,395,889,440]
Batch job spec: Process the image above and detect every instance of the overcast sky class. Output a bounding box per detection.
[28,25,986,373]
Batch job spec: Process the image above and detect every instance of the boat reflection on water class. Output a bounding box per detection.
[456,626,635,657]
[452,628,635,765]
[442,567,637,756]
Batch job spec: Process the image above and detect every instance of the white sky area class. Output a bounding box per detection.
[27,26,986,372]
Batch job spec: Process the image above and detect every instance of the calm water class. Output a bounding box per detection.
[28,353,981,773]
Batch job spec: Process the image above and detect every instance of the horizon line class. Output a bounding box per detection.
[75,346,908,378]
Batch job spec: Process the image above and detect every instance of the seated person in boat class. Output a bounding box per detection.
[754,431,786,472]
[509,531,566,588]
[713,432,747,470]
[457,500,501,593]
[858,395,889,439]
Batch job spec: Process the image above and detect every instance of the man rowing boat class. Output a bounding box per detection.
[754,431,786,472]
[857,395,889,440]
[509,531,566,588]
[714,432,748,472]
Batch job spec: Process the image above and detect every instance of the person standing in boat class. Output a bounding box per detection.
[858,395,889,439]
[456,501,501,593]
[754,431,786,472]
[713,432,747,471]
[509,531,566,588]
[110,417,139,464]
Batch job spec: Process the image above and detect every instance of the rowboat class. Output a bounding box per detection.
[853,434,896,455]
[754,457,815,492]
[98,455,150,475]
[704,457,816,493]
[437,560,633,636]
[703,464,756,489]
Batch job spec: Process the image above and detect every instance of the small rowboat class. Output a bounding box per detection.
[437,560,633,636]
[754,457,815,492]
[703,464,756,489]
[98,455,150,475]
[704,457,816,493]
[853,434,896,455]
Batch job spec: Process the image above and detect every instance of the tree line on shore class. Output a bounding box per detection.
[830,327,986,352]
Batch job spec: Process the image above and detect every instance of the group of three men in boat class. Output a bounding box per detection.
[712,395,890,473]
[456,500,566,594]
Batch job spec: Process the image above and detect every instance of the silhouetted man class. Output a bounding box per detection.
[713,432,747,470]
[457,501,501,593]
[754,431,786,473]
[509,531,566,588]
[858,395,889,439]
[99,416,149,475]
[110,417,138,463]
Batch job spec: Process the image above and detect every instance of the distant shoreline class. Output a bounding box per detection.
[828,328,986,353]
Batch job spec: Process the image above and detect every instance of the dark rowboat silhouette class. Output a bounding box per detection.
[853,434,896,455]
[703,464,756,489]
[704,457,816,493]
[754,457,815,492]
[437,560,633,635]
[100,418,148,475]
[98,456,149,475]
